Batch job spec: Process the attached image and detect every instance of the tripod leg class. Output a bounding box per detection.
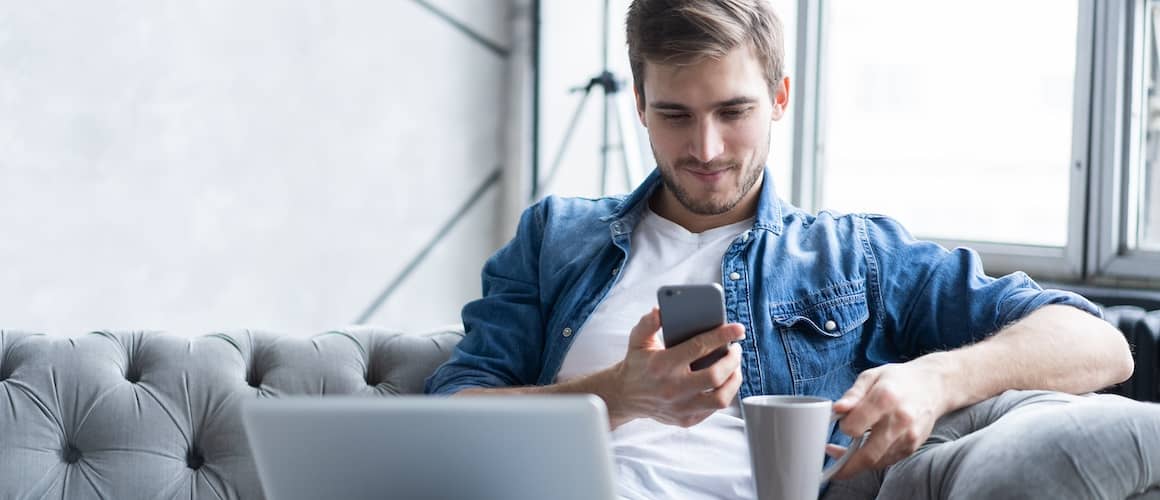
[538,88,593,198]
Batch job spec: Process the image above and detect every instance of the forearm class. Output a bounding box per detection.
[454,363,637,430]
[915,304,1134,414]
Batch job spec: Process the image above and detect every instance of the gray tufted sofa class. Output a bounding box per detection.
[2,305,1159,500]
[0,327,463,499]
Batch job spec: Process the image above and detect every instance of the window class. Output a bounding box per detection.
[1137,0,1160,251]
[818,0,1079,248]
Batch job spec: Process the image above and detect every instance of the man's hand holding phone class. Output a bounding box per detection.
[606,305,745,429]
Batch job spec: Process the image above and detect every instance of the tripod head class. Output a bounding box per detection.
[571,71,624,95]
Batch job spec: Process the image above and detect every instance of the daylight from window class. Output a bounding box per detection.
[821,0,1078,248]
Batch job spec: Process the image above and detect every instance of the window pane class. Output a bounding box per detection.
[1140,1,1160,251]
[820,0,1078,247]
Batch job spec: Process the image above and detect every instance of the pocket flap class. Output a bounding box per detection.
[772,284,869,337]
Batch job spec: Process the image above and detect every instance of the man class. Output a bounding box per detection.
[426,1,1160,498]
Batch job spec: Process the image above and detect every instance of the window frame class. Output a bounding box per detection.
[791,0,824,211]
[794,0,1160,286]
[1089,0,1160,284]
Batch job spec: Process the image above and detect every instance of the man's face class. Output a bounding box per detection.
[637,45,789,216]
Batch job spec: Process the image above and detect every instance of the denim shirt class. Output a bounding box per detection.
[425,168,1099,420]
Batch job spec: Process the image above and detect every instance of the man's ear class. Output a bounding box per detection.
[770,76,790,121]
[634,84,648,128]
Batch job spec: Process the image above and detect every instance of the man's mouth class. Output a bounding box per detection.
[685,166,731,182]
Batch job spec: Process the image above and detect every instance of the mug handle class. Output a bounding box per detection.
[820,414,870,483]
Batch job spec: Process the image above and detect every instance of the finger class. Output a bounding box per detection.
[835,416,896,480]
[834,368,881,414]
[628,308,663,350]
[691,365,742,410]
[727,364,743,390]
[689,343,742,391]
[665,323,744,363]
[825,444,847,459]
[838,380,894,439]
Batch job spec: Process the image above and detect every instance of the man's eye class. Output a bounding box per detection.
[721,108,750,120]
[661,113,690,121]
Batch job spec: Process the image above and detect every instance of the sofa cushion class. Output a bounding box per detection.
[0,327,462,500]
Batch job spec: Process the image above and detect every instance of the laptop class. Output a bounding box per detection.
[242,395,618,500]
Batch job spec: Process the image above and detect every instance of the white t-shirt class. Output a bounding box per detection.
[556,207,756,500]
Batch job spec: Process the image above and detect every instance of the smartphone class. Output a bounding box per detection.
[657,283,729,371]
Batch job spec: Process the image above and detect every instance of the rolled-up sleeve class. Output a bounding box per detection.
[864,215,1100,359]
[424,202,549,395]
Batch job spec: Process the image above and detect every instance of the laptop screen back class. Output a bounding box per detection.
[242,395,617,500]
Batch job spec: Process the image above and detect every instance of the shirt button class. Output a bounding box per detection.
[562,327,573,338]
[611,267,618,276]
[729,272,741,281]
[824,320,838,332]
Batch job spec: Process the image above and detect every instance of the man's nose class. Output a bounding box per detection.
[689,119,725,163]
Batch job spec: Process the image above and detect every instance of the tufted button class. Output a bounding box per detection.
[186,447,205,470]
[246,368,262,388]
[62,445,82,464]
[125,367,141,384]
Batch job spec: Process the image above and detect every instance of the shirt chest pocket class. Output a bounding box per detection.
[770,283,870,386]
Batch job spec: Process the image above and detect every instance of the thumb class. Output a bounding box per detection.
[834,369,879,414]
[628,308,663,350]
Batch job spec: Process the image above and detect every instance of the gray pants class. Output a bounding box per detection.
[822,390,1160,500]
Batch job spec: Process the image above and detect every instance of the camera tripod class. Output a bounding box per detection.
[536,0,644,198]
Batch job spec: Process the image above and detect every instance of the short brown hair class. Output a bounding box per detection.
[626,0,785,104]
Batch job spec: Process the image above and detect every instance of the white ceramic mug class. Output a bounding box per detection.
[742,395,870,500]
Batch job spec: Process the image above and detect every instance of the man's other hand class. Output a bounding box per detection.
[608,308,744,429]
[828,360,950,480]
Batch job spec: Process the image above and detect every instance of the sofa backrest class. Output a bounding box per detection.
[2,304,1157,499]
[0,327,463,500]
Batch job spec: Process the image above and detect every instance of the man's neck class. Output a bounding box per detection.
[649,176,763,234]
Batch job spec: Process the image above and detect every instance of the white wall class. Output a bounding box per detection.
[0,1,512,335]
